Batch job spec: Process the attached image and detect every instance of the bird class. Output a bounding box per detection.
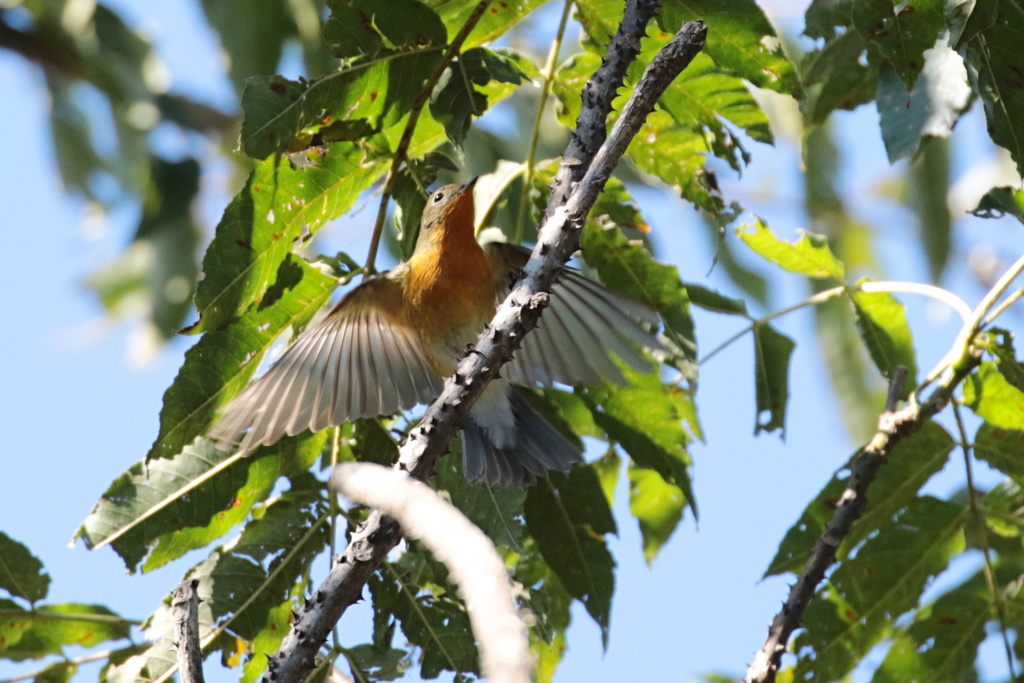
[209,178,662,486]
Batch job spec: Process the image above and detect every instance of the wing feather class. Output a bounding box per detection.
[210,277,439,452]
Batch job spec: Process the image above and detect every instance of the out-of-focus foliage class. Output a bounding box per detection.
[4,0,1024,682]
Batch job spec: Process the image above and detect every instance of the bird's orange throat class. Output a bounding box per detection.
[404,236,493,331]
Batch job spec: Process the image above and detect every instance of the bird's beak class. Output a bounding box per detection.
[464,177,478,192]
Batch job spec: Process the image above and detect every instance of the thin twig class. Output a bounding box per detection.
[743,357,986,683]
[0,609,141,626]
[172,580,205,683]
[264,9,706,683]
[0,649,120,683]
[362,0,493,277]
[332,464,530,683]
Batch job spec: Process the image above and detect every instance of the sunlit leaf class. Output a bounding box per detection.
[738,221,845,280]
[850,286,918,395]
[0,603,131,662]
[963,362,1024,430]
[628,464,684,564]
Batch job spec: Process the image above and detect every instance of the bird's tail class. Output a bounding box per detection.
[461,389,583,487]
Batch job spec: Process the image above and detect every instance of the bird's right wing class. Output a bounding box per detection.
[209,276,442,453]
[484,242,662,387]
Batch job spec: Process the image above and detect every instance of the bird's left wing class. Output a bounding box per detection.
[484,241,661,387]
[210,276,442,453]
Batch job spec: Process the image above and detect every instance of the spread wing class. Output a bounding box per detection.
[484,242,661,387]
[210,276,442,453]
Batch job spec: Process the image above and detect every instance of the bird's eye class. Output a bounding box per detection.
[432,191,445,203]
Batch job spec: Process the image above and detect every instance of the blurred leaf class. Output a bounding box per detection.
[583,366,698,511]
[581,210,698,378]
[200,0,295,93]
[752,322,794,436]
[868,0,945,90]
[46,77,103,200]
[872,587,988,683]
[905,138,953,281]
[766,421,954,577]
[794,496,966,682]
[877,42,970,163]
[0,533,50,604]
[77,433,323,572]
[88,157,201,339]
[343,643,410,682]
[240,0,447,158]
[971,185,1024,222]
[801,32,879,124]
[32,661,77,683]
[961,3,1024,176]
[524,471,616,647]
[149,256,336,464]
[737,221,845,280]
[963,361,1024,430]
[628,464,685,564]
[430,47,530,145]
[658,0,802,96]
[850,287,918,395]
[0,603,131,662]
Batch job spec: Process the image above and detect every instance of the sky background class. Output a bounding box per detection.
[2,1,1023,681]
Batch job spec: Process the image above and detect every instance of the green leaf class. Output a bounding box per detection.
[981,327,1024,393]
[752,322,794,436]
[343,643,410,682]
[684,283,749,316]
[737,221,846,279]
[658,0,802,96]
[430,47,529,145]
[33,661,77,683]
[801,32,879,124]
[0,533,50,604]
[524,472,616,647]
[87,157,201,340]
[148,256,337,463]
[867,0,945,89]
[581,208,698,379]
[877,42,971,163]
[850,286,918,395]
[583,366,698,512]
[971,185,1024,222]
[434,442,527,550]
[872,588,988,683]
[427,0,548,49]
[963,361,1024,430]
[905,138,953,281]
[961,2,1024,177]
[766,421,954,577]
[239,0,447,159]
[974,422,1024,484]
[0,603,131,662]
[77,433,323,572]
[628,464,684,564]
[794,496,966,682]
[191,144,386,335]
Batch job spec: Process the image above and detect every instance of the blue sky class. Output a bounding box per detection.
[1,1,1022,681]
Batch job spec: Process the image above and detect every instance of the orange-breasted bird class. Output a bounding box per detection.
[210,179,661,486]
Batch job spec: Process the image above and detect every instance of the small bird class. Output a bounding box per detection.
[210,178,661,486]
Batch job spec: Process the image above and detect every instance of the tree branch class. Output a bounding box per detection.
[172,580,205,683]
[743,357,983,683]
[331,463,529,683]
[264,7,707,683]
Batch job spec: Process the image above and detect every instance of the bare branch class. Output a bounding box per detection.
[332,464,530,683]
[172,580,205,683]
[744,359,982,683]
[264,7,707,682]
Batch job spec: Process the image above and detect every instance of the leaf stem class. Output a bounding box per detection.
[362,0,494,278]
[514,0,574,243]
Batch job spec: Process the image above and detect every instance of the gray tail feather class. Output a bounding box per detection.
[461,390,583,487]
